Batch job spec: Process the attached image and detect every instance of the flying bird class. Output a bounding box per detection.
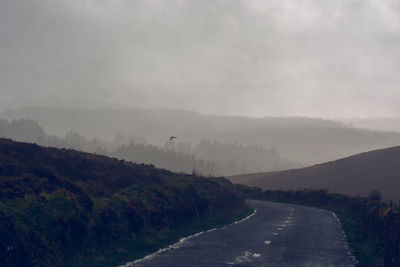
[170,136,177,142]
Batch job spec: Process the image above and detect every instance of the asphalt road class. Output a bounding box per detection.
[123,200,356,267]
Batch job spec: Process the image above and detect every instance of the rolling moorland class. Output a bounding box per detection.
[4,107,400,165]
[0,138,251,267]
[229,146,400,201]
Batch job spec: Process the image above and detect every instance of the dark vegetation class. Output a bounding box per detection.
[245,188,400,266]
[0,138,251,266]
[229,145,400,201]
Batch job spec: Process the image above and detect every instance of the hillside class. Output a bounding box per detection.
[4,107,400,165]
[0,118,293,175]
[0,138,250,267]
[229,146,400,201]
[340,117,400,133]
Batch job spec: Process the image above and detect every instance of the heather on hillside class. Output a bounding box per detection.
[0,139,250,266]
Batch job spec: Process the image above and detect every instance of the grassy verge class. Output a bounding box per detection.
[255,198,384,267]
[332,209,384,267]
[79,206,254,267]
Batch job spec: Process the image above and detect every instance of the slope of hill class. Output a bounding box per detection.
[229,146,400,201]
[0,139,250,267]
[340,117,400,133]
[4,107,400,164]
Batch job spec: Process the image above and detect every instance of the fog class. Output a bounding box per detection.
[4,107,400,169]
[1,0,400,117]
[2,2,400,264]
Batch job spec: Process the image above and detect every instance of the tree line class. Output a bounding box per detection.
[0,118,297,175]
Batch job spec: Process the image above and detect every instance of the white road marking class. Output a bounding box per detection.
[120,210,258,266]
[264,240,271,245]
[227,251,254,264]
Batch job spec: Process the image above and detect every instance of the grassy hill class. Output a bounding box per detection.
[229,146,400,201]
[0,138,250,267]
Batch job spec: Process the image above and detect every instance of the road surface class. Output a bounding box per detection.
[122,200,356,267]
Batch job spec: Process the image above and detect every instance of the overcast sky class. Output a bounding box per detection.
[0,0,399,117]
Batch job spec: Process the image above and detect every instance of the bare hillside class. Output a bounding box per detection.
[228,146,400,201]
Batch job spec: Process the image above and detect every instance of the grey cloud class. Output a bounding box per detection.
[0,0,399,117]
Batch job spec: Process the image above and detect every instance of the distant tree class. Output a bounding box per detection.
[369,189,382,201]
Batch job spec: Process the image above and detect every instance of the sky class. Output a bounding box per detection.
[0,0,399,118]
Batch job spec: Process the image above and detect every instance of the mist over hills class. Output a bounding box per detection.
[2,0,400,265]
[229,146,400,201]
[0,117,293,176]
[340,117,400,133]
[3,107,400,165]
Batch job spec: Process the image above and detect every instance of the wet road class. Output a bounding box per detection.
[122,200,356,267]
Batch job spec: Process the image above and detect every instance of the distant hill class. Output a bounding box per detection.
[0,118,292,175]
[0,118,45,142]
[340,117,400,133]
[228,146,400,201]
[4,107,400,165]
[0,138,249,267]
